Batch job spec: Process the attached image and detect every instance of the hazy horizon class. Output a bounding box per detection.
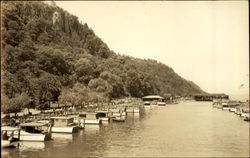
[54,1,249,95]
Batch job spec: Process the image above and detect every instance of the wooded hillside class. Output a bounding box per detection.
[1,1,205,112]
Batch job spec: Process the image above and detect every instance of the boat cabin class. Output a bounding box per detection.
[86,113,98,120]
[50,117,75,127]
[95,111,110,118]
[143,101,151,105]
[20,122,49,134]
[78,112,87,118]
[142,95,165,105]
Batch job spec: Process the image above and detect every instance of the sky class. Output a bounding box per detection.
[55,1,249,95]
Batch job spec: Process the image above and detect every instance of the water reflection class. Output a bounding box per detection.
[19,142,45,151]
[84,125,100,134]
[51,133,73,148]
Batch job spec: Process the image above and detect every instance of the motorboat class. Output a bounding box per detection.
[157,102,166,106]
[84,113,101,125]
[50,117,79,133]
[222,102,230,111]
[229,107,236,113]
[113,116,126,122]
[2,126,20,148]
[14,122,52,141]
[143,101,151,108]
[95,111,111,122]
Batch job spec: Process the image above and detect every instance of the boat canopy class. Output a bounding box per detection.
[142,95,164,99]
[86,113,98,119]
[50,116,74,120]
[1,126,20,131]
[20,122,48,127]
[95,111,109,114]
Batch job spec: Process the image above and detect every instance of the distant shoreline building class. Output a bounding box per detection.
[192,93,229,101]
[142,95,165,102]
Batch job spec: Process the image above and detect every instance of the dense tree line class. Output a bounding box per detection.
[1,1,204,114]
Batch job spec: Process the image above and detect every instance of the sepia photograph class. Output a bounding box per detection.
[1,1,249,157]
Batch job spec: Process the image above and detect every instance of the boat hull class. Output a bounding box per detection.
[51,126,78,133]
[1,140,18,148]
[84,119,101,125]
[11,131,51,142]
[100,117,109,122]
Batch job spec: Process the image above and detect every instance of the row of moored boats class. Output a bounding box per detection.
[212,100,249,121]
[1,107,140,148]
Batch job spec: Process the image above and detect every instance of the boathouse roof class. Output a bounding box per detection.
[142,95,164,99]
[1,126,20,131]
[193,93,228,97]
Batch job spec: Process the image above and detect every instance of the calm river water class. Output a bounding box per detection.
[2,101,249,157]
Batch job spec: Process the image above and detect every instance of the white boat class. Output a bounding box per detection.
[77,113,86,128]
[121,111,126,116]
[50,117,79,133]
[222,107,230,111]
[241,112,249,118]
[84,113,101,125]
[157,102,166,106]
[95,111,111,122]
[113,116,126,122]
[12,122,52,142]
[222,102,230,111]
[229,108,236,112]
[143,101,151,107]
[110,109,122,117]
[243,115,250,121]
[2,126,20,148]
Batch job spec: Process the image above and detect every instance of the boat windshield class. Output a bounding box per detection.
[21,126,43,133]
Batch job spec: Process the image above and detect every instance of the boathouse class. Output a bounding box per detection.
[142,95,165,102]
[193,93,229,101]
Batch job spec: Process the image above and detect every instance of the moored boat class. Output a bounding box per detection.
[157,102,166,106]
[222,102,230,111]
[2,126,20,148]
[84,113,101,125]
[229,107,236,113]
[95,111,111,122]
[50,117,79,133]
[113,116,126,122]
[14,122,52,141]
[143,101,151,108]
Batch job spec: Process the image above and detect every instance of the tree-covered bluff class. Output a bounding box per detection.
[1,1,205,113]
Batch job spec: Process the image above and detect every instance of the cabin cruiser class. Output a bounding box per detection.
[13,122,52,141]
[222,103,230,111]
[2,126,20,148]
[84,113,101,125]
[50,117,79,133]
[95,111,111,122]
[110,109,122,117]
[143,101,151,108]
[229,107,236,113]
[157,102,166,106]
